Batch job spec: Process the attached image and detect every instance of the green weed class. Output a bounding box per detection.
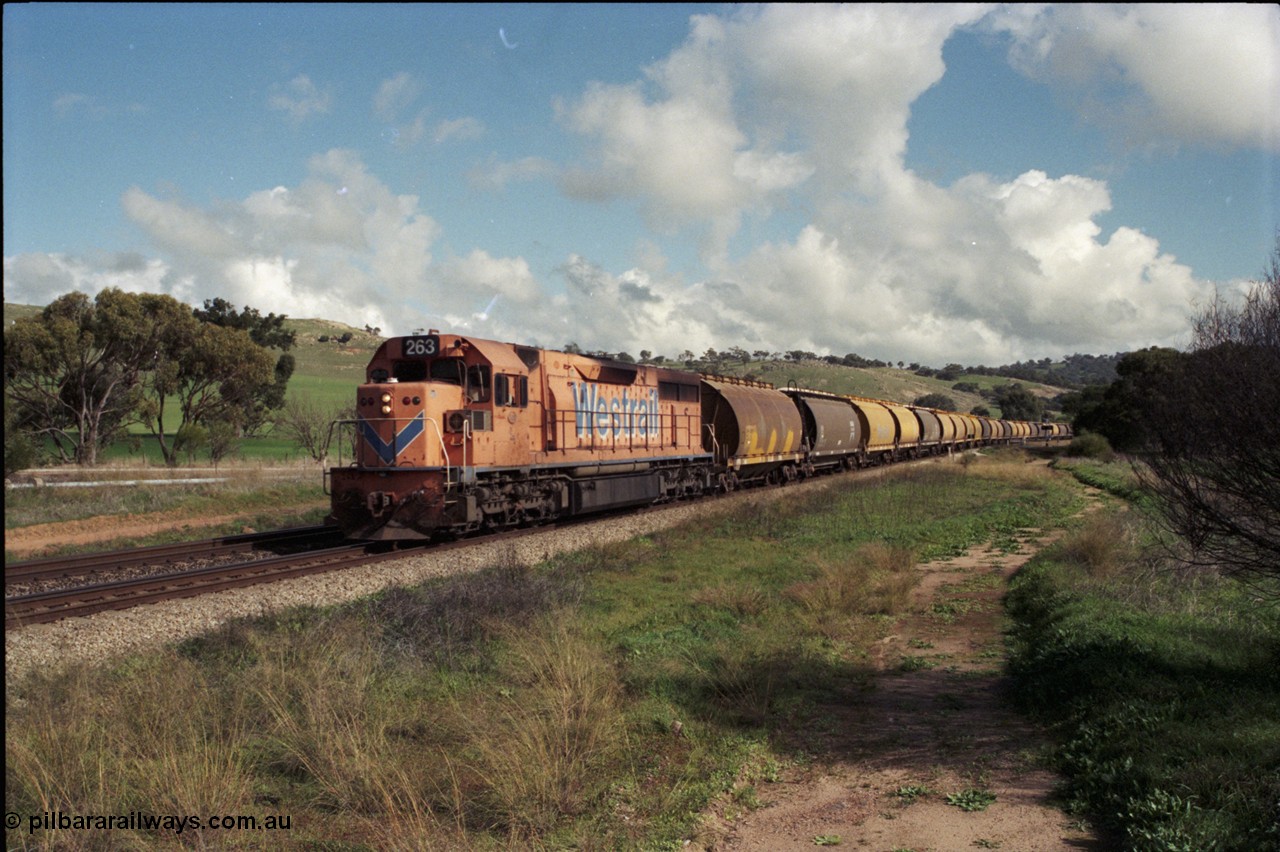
[894,784,933,803]
[946,788,997,812]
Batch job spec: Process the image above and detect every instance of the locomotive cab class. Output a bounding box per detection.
[328,331,539,538]
[354,332,535,471]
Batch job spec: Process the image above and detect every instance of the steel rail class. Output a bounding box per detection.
[4,524,343,584]
[4,541,410,629]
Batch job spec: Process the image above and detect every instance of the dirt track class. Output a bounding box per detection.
[706,515,1116,851]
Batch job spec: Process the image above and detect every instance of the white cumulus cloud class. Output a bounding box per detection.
[541,3,1220,363]
[992,4,1280,152]
[373,71,419,121]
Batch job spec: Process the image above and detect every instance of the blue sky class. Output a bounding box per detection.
[5,4,1278,365]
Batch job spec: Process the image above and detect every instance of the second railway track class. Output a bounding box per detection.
[4,538,414,629]
[4,524,346,585]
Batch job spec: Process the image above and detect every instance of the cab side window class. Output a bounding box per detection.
[466,365,491,402]
[494,374,528,407]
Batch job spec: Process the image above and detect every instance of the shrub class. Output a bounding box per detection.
[1068,431,1114,461]
[4,405,41,477]
[173,423,209,463]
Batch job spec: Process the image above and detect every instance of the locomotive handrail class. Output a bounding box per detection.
[700,372,776,390]
[425,416,452,490]
[323,416,454,487]
[556,406,702,455]
[460,418,470,484]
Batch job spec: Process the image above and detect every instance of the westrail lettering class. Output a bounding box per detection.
[569,382,661,440]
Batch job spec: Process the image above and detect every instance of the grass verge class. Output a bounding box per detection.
[1005,509,1280,851]
[5,478,328,563]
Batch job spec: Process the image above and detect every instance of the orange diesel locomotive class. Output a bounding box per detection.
[327,331,714,539]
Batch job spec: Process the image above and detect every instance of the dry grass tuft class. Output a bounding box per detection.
[7,654,253,850]
[1057,511,1139,578]
[692,583,769,617]
[784,542,918,638]
[449,615,626,836]
[688,630,786,726]
[968,457,1056,487]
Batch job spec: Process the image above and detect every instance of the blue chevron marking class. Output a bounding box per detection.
[358,413,426,464]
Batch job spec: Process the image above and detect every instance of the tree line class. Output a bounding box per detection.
[571,345,1120,390]
[911,383,1045,422]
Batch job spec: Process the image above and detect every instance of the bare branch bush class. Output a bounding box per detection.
[275,395,350,463]
[1137,235,1280,590]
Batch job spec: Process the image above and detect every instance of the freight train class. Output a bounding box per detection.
[326,331,1069,540]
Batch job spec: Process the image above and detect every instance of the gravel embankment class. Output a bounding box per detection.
[5,462,937,685]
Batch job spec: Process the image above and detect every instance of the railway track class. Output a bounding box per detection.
[4,536,421,630]
[4,524,346,584]
[2,493,705,630]
[3,513,615,630]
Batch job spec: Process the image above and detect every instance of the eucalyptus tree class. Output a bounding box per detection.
[1138,238,1280,588]
[139,317,276,466]
[4,289,185,465]
[5,288,283,467]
